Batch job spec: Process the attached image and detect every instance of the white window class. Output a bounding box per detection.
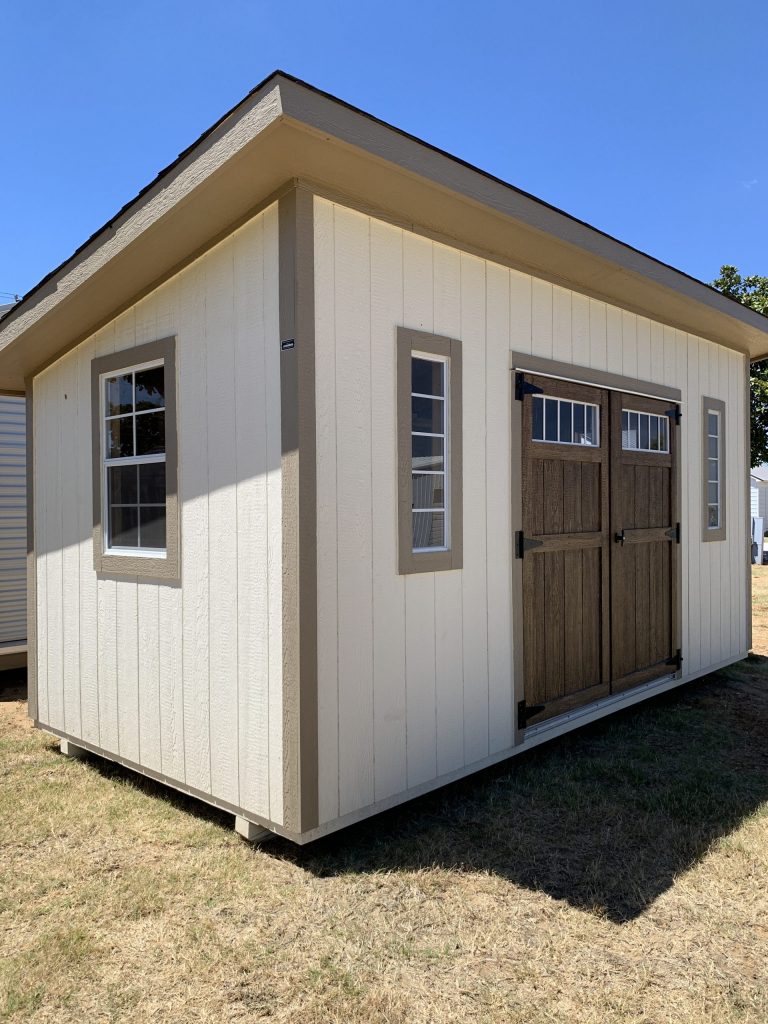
[621,410,670,453]
[531,395,599,446]
[102,360,166,554]
[706,410,721,529]
[411,354,448,551]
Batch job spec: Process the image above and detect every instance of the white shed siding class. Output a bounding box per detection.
[751,479,759,520]
[0,397,26,645]
[34,205,284,824]
[314,196,749,826]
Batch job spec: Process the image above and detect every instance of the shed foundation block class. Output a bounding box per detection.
[235,815,273,844]
[60,739,89,759]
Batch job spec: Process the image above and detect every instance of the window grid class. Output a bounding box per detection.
[531,395,599,447]
[102,361,167,554]
[707,411,720,529]
[411,355,448,553]
[621,409,670,453]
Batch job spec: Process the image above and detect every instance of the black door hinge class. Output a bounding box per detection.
[665,522,681,543]
[515,371,544,402]
[281,338,295,351]
[515,530,544,559]
[518,699,545,728]
[666,649,683,671]
[666,405,682,424]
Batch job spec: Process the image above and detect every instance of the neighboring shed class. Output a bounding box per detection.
[0,72,765,843]
[0,303,26,670]
[751,464,768,521]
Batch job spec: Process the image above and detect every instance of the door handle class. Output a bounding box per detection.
[614,529,626,546]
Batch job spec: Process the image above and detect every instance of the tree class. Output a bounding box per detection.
[712,265,768,468]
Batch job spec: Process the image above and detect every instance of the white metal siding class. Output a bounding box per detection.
[751,479,759,520]
[34,205,284,824]
[0,396,26,645]
[314,196,749,827]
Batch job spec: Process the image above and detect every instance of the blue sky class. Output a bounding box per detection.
[1,1,766,301]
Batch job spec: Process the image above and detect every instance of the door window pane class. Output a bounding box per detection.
[532,396,544,440]
[621,410,669,453]
[533,396,599,447]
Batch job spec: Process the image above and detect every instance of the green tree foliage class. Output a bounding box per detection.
[712,265,768,468]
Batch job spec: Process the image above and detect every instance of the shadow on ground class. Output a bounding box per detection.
[284,659,768,923]
[0,667,27,702]
[36,658,768,924]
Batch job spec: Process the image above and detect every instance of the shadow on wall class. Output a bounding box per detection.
[46,657,768,925]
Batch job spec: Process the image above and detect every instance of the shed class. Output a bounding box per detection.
[0,303,27,671]
[0,72,765,843]
[751,464,768,521]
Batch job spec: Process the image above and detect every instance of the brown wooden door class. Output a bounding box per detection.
[609,392,679,692]
[520,374,611,724]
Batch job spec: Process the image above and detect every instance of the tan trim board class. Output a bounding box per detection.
[25,377,36,720]
[746,357,753,650]
[282,652,746,844]
[90,337,180,580]
[509,351,682,403]
[509,372,525,743]
[701,396,727,543]
[397,327,463,574]
[35,642,745,847]
[279,185,319,833]
[35,721,300,842]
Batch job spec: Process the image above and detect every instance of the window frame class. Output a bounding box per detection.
[91,337,179,579]
[701,395,726,543]
[397,327,462,574]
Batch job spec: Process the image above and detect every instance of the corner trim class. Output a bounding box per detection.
[279,185,319,833]
[509,351,682,402]
[25,377,37,720]
[397,327,463,574]
[90,336,180,581]
[701,396,727,543]
[746,357,752,650]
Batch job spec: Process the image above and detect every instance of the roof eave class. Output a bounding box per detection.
[1,71,767,393]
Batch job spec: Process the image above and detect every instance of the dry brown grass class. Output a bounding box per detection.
[2,584,768,1022]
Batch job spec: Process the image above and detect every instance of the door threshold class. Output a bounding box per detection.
[524,671,681,740]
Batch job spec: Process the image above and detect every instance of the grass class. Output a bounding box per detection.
[2,578,768,1022]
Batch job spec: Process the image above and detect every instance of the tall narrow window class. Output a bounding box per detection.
[398,328,462,574]
[91,337,179,579]
[411,356,447,551]
[702,397,726,542]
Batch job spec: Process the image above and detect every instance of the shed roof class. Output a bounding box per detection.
[1,70,767,392]
[751,465,768,483]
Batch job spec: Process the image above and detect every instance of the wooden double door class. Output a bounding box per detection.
[519,373,679,727]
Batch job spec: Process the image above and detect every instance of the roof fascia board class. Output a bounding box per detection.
[277,77,768,339]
